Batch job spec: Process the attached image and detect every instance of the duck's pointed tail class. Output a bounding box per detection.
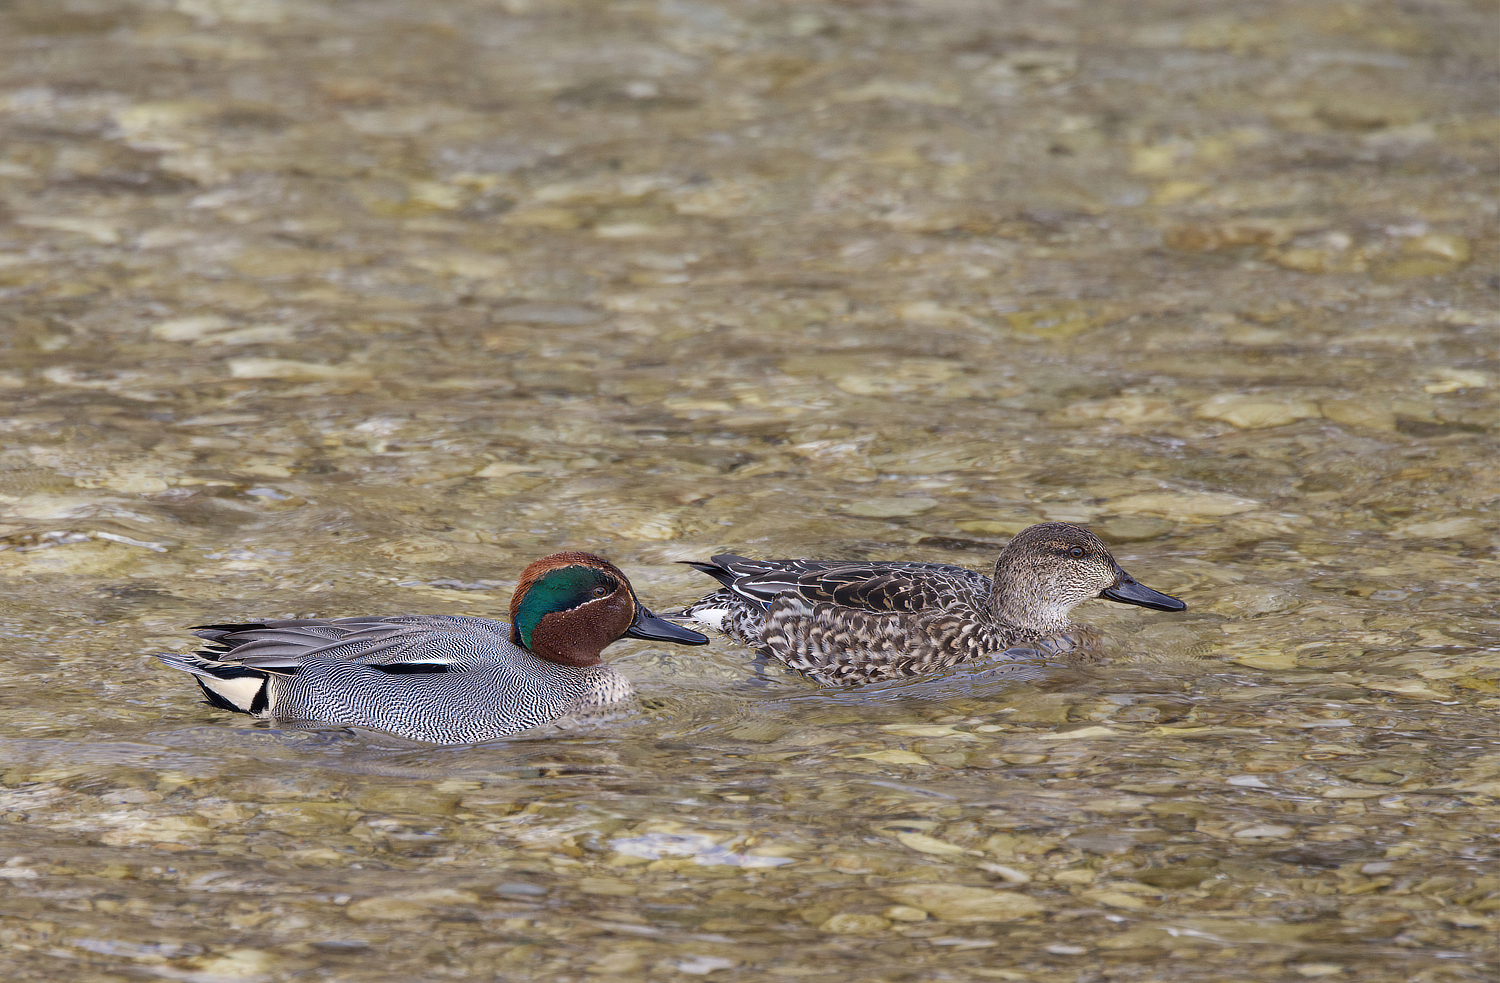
[157,654,271,716]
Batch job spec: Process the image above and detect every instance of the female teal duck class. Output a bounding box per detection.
[159,552,707,744]
[676,522,1184,686]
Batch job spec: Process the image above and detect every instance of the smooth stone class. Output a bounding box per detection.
[151,315,232,341]
[1094,516,1176,543]
[1376,255,1458,279]
[1361,679,1453,701]
[894,832,971,856]
[1422,368,1491,394]
[1388,517,1483,540]
[1083,890,1151,910]
[227,358,370,380]
[1194,393,1321,429]
[1232,650,1300,670]
[1403,233,1470,263]
[399,889,481,905]
[1321,397,1397,431]
[355,789,461,816]
[844,497,938,518]
[499,207,581,229]
[409,253,512,279]
[197,326,295,346]
[880,883,1045,922]
[587,951,644,974]
[17,215,121,244]
[882,905,928,922]
[610,515,681,541]
[1202,586,1301,618]
[191,949,278,978]
[1058,396,1178,424]
[1106,491,1259,518]
[819,913,891,934]
[344,897,432,921]
[850,750,931,765]
[99,815,212,846]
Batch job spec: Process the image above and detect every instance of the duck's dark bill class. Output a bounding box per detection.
[626,607,710,645]
[1100,575,1186,612]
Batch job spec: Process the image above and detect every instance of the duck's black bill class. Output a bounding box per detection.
[1100,574,1186,612]
[626,606,710,645]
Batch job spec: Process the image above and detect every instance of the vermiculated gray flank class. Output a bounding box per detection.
[159,552,707,744]
[160,615,630,744]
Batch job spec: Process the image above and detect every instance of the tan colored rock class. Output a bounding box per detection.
[893,832,972,856]
[818,913,891,934]
[1094,516,1176,543]
[844,497,938,518]
[610,514,681,541]
[99,815,212,846]
[111,99,216,137]
[1270,247,1332,273]
[1388,516,1484,540]
[1363,679,1452,701]
[881,883,1044,922]
[1404,234,1470,264]
[1195,393,1320,429]
[189,949,277,979]
[1422,368,1491,394]
[1163,219,1295,252]
[355,789,461,815]
[0,541,140,578]
[1053,868,1096,885]
[1107,491,1259,518]
[1321,397,1396,431]
[897,301,981,329]
[150,315,232,341]
[1315,92,1425,130]
[399,889,481,905]
[16,216,121,245]
[500,207,582,229]
[1034,726,1120,740]
[228,358,370,380]
[1084,890,1151,910]
[1377,255,1457,279]
[587,951,644,974]
[882,905,928,922]
[850,749,931,766]
[668,178,769,218]
[409,253,512,279]
[1058,396,1178,424]
[345,897,432,921]
[1005,305,1113,339]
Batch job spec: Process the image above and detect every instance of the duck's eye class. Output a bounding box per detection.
[591,586,608,598]
[1068,546,1086,559]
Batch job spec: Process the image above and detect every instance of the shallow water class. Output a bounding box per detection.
[1,1,1498,980]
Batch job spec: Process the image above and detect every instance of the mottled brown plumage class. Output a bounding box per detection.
[676,522,1185,686]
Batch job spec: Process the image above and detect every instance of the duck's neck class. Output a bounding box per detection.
[989,573,1079,632]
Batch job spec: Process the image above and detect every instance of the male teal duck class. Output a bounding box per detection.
[159,552,707,744]
[675,522,1184,686]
